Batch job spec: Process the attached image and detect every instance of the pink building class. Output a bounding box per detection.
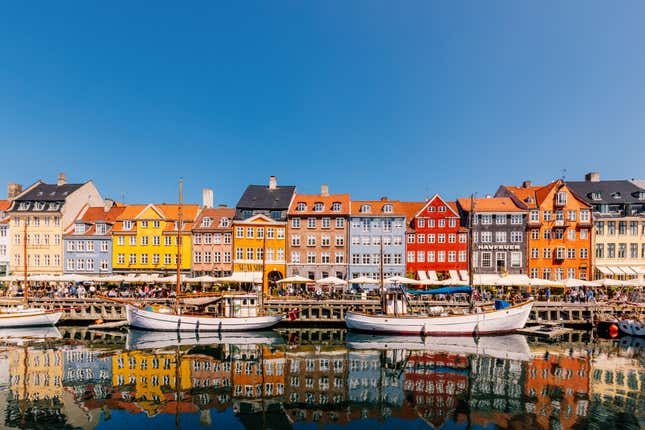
[192,206,235,277]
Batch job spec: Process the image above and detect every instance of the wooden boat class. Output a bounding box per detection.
[345,297,534,335]
[0,307,62,328]
[124,179,282,333]
[345,332,532,361]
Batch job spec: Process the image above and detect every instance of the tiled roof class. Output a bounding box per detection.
[350,199,418,217]
[456,197,525,212]
[236,185,296,211]
[193,207,236,230]
[65,206,126,236]
[500,185,540,209]
[288,193,351,215]
[0,200,10,211]
[567,180,645,205]
[502,180,590,208]
[112,203,199,233]
[13,182,85,202]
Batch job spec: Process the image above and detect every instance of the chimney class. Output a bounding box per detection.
[522,180,532,188]
[380,196,388,201]
[320,184,329,197]
[104,198,114,212]
[269,176,277,190]
[585,172,600,182]
[7,183,22,200]
[57,172,67,186]
[202,188,214,208]
[218,203,228,208]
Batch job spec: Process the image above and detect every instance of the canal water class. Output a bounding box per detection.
[0,328,642,430]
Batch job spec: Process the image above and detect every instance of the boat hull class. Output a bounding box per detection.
[0,309,62,328]
[618,319,645,337]
[126,329,284,350]
[345,300,533,335]
[126,305,283,332]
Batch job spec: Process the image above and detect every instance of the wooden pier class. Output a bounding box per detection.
[1,297,641,327]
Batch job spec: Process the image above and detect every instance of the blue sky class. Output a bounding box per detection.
[1,2,643,206]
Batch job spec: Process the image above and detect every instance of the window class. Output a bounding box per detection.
[579,229,588,240]
[307,235,316,246]
[382,204,393,213]
[407,234,415,243]
[543,229,552,240]
[141,236,149,246]
[495,231,506,243]
[417,251,425,262]
[556,191,567,205]
[246,227,254,238]
[335,218,344,228]
[152,254,159,264]
[543,248,552,259]
[529,210,539,223]
[542,268,551,280]
[307,252,316,264]
[291,235,301,246]
[416,233,425,244]
[438,219,445,228]
[141,220,148,229]
[296,202,306,211]
[510,252,522,268]
[359,204,371,213]
[511,214,523,224]
[331,202,342,211]
[427,234,435,243]
[335,252,344,263]
[314,202,324,212]
[291,251,300,263]
[567,248,576,259]
[427,251,435,262]
[321,235,331,246]
[236,248,243,259]
[448,251,456,262]
[618,243,626,258]
[437,234,446,243]
[407,251,415,263]
[321,252,330,263]
[567,210,577,221]
[543,210,552,221]
[567,229,576,240]
[267,228,275,239]
[236,227,244,238]
[580,248,588,259]
[619,221,627,235]
[118,254,125,264]
[291,218,301,228]
[164,236,172,246]
[194,252,202,263]
[608,221,616,235]
[224,233,232,244]
[496,215,506,225]
[480,215,492,224]
[448,233,456,243]
[458,250,466,262]
[129,254,136,264]
[123,220,132,230]
[101,240,109,252]
[481,252,492,268]
[164,254,172,264]
[531,248,539,259]
[322,217,331,228]
[428,219,435,228]
[480,232,492,243]
[335,235,344,246]
[141,254,148,264]
[607,243,615,258]
[510,231,522,242]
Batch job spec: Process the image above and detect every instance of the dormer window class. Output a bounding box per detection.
[314,202,324,212]
[382,204,393,213]
[220,217,230,227]
[634,191,645,200]
[556,191,567,205]
[589,192,602,201]
[34,202,45,210]
[123,220,133,230]
[18,202,29,211]
[359,204,371,213]
[74,223,85,234]
[427,206,435,212]
[331,202,342,211]
[296,202,307,211]
[525,196,534,203]
[202,217,212,228]
[48,202,60,211]
[611,192,622,199]
[96,223,107,234]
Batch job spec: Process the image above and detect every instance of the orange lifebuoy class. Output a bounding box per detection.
[609,324,619,338]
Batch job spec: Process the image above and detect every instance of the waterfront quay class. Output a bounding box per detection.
[5,296,641,326]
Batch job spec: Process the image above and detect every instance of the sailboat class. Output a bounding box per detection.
[0,216,62,328]
[125,179,283,332]
[345,194,534,335]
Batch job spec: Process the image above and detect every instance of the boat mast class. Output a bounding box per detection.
[380,237,385,313]
[23,215,28,306]
[176,178,183,308]
[467,194,475,304]
[259,228,266,314]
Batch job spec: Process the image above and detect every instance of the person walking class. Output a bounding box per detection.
[545,287,551,303]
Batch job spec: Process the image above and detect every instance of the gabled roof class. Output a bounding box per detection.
[413,194,460,218]
[65,205,126,236]
[236,185,296,211]
[288,193,351,215]
[456,197,525,212]
[501,180,590,208]
[13,181,85,202]
[232,213,283,224]
[0,200,10,212]
[193,207,236,230]
[567,179,645,205]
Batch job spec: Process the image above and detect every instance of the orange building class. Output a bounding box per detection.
[497,180,593,280]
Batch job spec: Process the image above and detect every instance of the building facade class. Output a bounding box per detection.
[286,186,350,281]
[112,204,199,274]
[192,206,235,277]
[233,176,295,291]
[498,180,593,280]
[405,195,468,280]
[456,197,528,275]
[7,174,104,275]
[0,199,10,275]
[63,202,124,275]
[348,198,407,286]
[567,172,645,280]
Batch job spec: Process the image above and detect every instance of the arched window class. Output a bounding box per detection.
[314,202,324,212]
[360,204,371,213]
[296,202,307,211]
[382,204,393,213]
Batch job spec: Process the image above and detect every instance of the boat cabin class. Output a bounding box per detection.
[223,294,259,317]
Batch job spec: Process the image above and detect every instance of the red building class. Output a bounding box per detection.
[405,195,468,281]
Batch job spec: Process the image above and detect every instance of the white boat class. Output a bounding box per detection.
[346,332,532,361]
[618,319,645,337]
[0,307,63,328]
[0,325,62,343]
[345,299,534,335]
[126,328,284,350]
[126,301,283,332]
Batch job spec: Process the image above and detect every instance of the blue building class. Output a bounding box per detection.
[348,199,408,287]
[63,202,124,275]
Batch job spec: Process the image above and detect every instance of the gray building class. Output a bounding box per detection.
[235,176,296,221]
[456,197,528,275]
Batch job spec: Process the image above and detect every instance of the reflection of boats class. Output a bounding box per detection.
[0,307,62,328]
[346,332,532,361]
[345,297,534,335]
[618,319,644,337]
[618,336,645,354]
[0,326,62,343]
[125,328,284,350]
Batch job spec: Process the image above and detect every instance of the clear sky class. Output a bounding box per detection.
[1,2,643,206]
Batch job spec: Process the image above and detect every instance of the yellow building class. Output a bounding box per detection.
[9,347,65,402]
[232,214,287,293]
[7,174,103,275]
[112,204,198,274]
[111,350,192,414]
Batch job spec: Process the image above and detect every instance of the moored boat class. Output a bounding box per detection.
[0,307,63,328]
[618,319,645,337]
[345,298,534,335]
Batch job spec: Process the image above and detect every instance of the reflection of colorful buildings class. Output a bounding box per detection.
[232,345,285,399]
[525,351,590,429]
[403,352,469,428]
[590,354,643,419]
[9,347,65,402]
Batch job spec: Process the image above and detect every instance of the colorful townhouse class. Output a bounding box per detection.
[497,179,593,280]
[192,198,235,277]
[456,197,528,276]
[111,203,199,274]
[63,201,124,275]
[406,195,469,281]
[286,185,350,281]
[348,198,408,286]
[7,174,104,275]
[233,176,295,292]
[567,172,645,280]
[0,198,11,275]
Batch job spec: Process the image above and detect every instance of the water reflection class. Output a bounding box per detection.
[0,328,642,429]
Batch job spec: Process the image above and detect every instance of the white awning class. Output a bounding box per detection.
[608,266,625,275]
[417,271,428,280]
[474,274,531,286]
[631,266,645,275]
[596,266,613,275]
[621,267,636,275]
[215,272,263,284]
[459,270,469,281]
[427,271,439,281]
